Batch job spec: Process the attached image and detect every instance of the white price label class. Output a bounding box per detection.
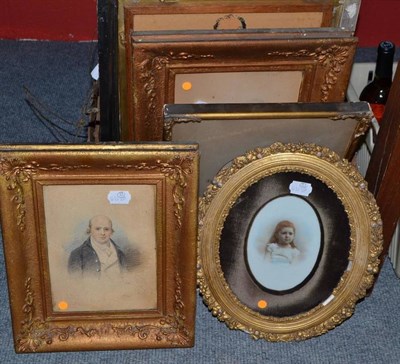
[107,191,131,205]
[289,181,312,197]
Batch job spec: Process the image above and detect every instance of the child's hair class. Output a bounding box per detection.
[268,220,297,248]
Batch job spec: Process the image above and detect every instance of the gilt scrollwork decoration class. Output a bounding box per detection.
[0,158,90,231]
[0,155,193,231]
[267,45,352,102]
[163,116,203,141]
[1,144,198,352]
[17,278,99,352]
[17,273,189,351]
[112,272,190,346]
[0,158,37,231]
[330,112,373,138]
[136,51,214,135]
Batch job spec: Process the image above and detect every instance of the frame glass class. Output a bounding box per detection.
[0,143,199,352]
[197,142,383,341]
[127,28,357,141]
[163,102,372,193]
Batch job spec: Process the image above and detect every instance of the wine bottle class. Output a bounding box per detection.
[359,40,395,124]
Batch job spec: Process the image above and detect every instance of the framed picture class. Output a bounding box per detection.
[118,0,337,140]
[127,28,357,141]
[0,143,199,352]
[197,142,383,341]
[163,102,373,193]
[103,1,361,140]
[124,0,335,33]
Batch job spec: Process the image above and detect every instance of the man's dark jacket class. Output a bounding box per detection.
[68,238,127,277]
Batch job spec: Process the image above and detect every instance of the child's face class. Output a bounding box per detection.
[277,227,295,245]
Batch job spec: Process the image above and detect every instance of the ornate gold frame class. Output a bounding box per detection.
[0,143,199,352]
[127,29,357,141]
[197,142,382,341]
[163,102,372,193]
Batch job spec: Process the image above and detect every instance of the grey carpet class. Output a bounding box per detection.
[1,39,400,363]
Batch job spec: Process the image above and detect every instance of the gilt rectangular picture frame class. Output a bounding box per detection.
[0,143,199,352]
[163,102,372,194]
[127,28,357,141]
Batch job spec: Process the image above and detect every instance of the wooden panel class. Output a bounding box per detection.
[365,65,400,258]
[98,0,120,141]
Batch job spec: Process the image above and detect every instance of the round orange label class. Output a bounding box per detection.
[182,81,192,91]
[257,300,268,309]
[57,301,69,310]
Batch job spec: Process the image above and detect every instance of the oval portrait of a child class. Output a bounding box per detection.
[245,195,323,293]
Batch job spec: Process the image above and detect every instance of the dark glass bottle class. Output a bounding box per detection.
[359,41,395,124]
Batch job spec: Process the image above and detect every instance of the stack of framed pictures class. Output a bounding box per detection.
[108,0,361,141]
[115,0,376,342]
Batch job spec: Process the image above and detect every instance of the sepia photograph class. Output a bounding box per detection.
[246,195,322,293]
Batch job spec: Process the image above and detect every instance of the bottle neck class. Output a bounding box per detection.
[375,51,394,81]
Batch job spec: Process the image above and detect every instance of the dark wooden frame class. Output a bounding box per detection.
[98,0,120,141]
[120,0,335,141]
[124,0,334,32]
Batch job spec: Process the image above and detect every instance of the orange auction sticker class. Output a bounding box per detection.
[182,81,192,91]
[257,300,268,309]
[57,301,69,310]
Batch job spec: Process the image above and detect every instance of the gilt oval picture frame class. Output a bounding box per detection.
[197,143,383,341]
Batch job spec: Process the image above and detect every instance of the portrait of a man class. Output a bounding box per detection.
[68,215,133,279]
[43,184,157,312]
